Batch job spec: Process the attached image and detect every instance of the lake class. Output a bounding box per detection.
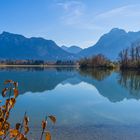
[0,67,140,140]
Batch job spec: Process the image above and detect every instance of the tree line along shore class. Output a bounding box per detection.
[0,43,139,70]
[79,43,140,70]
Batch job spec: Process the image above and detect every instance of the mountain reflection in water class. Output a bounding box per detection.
[0,67,139,103]
[0,67,140,140]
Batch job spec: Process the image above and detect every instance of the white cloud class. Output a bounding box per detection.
[57,0,85,25]
[95,5,140,19]
[92,4,140,32]
[54,2,140,47]
[57,2,140,31]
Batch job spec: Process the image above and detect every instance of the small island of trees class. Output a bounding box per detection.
[79,54,116,69]
[79,43,140,70]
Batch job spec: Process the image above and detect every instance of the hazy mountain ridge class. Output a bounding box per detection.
[79,28,140,60]
[61,45,82,54]
[0,28,140,61]
[0,31,76,60]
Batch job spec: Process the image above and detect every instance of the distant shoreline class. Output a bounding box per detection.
[0,64,139,71]
[0,64,79,68]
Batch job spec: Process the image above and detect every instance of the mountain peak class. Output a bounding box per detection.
[1,31,11,36]
[79,28,140,60]
[61,45,82,54]
[0,31,25,38]
[109,28,126,34]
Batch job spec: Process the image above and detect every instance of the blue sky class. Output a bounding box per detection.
[0,0,140,48]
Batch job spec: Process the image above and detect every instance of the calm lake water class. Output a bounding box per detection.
[0,67,140,140]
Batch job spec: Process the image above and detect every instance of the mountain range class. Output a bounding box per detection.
[0,28,140,61]
[0,31,76,61]
[79,28,140,60]
[61,45,82,54]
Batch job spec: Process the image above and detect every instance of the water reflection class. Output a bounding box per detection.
[0,66,45,71]
[118,70,140,95]
[80,69,140,102]
[0,67,140,140]
[0,67,78,93]
[0,67,139,103]
[79,68,112,81]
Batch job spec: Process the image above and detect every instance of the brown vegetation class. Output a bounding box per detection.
[0,80,56,140]
[79,54,115,69]
[119,43,140,69]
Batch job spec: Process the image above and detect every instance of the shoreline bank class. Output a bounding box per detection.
[0,64,79,68]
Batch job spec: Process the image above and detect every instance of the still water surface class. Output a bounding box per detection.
[0,68,140,140]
